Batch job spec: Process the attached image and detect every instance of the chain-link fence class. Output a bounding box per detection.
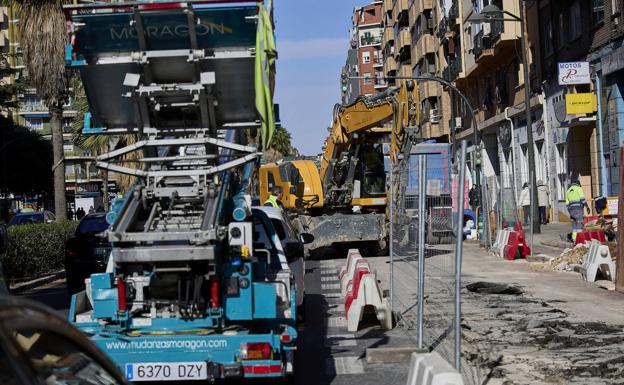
[389,141,481,383]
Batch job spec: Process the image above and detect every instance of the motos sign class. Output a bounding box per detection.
[558,62,591,85]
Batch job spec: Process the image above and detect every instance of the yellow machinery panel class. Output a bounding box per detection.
[259,160,324,209]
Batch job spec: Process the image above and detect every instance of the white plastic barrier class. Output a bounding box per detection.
[346,272,392,332]
[405,352,464,385]
[340,249,366,296]
[492,229,510,259]
[581,240,616,282]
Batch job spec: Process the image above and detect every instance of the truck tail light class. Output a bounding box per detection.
[240,342,272,360]
[209,277,220,308]
[280,334,291,343]
[117,278,126,311]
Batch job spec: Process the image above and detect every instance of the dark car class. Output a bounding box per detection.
[0,296,128,385]
[64,213,111,294]
[8,211,56,227]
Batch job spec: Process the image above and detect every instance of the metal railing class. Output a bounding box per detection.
[390,141,481,382]
[360,36,382,46]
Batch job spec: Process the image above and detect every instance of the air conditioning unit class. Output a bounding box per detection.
[427,18,434,30]
[482,23,491,36]
[429,108,440,123]
[455,117,462,128]
[428,62,436,74]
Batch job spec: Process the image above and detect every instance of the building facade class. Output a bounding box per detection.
[342,1,386,104]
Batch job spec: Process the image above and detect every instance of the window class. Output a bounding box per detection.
[542,20,553,57]
[557,13,566,48]
[362,51,370,64]
[363,73,372,84]
[593,0,605,25]
[570,1,582,39]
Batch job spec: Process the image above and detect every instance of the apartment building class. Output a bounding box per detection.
[342,1,386,103]
[438,0,624,223]
[410,0,451,140]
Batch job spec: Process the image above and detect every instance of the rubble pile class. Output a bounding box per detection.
[531,244,588,271]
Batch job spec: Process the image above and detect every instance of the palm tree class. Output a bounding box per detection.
[6,1,69,220]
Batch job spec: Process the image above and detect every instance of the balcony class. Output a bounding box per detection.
[373,56,383,67]
[414,33,436,61]
[383,54,397,75]
[397,27,411,50]
[374,77,388,89]
[360,35,382,47]
[419,81,440,100]
[392,0,409,16]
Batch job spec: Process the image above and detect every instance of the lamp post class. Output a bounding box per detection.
[468,3,540,234]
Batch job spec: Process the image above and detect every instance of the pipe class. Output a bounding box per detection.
[504,107,519,208]
[232,160,254,221]
[595,71,608,197]
[454,140,467,370]
[417,155,426,350]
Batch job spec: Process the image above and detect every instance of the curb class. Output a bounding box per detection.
[540,239,574,250]
[10,270,66,294]
[366,347,429,364]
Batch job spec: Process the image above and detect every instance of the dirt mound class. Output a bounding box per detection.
[531,244,588,271]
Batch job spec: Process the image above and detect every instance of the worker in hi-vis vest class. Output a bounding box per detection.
[565,179,589,242]
[264,186,284,208]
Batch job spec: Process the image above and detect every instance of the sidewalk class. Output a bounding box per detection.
[523,221,574,256]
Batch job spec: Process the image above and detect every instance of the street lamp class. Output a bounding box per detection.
[468,3,540,234]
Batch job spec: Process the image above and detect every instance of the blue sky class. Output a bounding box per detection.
[274,1,371,155]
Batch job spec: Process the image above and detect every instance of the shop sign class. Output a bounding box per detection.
[565,93,597,114]
[558,62,591,85]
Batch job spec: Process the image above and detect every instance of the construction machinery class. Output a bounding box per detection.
[260,82,420,255]
[65,1,301,381]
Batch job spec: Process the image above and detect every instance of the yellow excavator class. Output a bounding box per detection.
[260,81,419,256]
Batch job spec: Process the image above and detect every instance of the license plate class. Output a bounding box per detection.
[125,362,208,381]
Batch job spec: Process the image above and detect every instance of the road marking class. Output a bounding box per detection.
[328,316,347,327]
[324,292,342,299]
[325,356,364,375]
[322,283,340,291]
[325,334,357,347]
[321,269,337,276]
[324,303,344,315]
[321,276,339,282]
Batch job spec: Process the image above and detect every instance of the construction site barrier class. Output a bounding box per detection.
[575,230,606,245]
[405,352,465,385]
[339,249,392,332]
[581,240,616,282]
[502,228,530,260]
[492,229,511,259]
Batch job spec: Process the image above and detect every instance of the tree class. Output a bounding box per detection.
[0,117,53,220]
[269,126,298,157]
[6,1,70,220]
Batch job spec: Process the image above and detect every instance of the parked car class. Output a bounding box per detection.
[8,211,56,227]
[64,212,111,294]
[0,296,128,385]
[255,206,314,319]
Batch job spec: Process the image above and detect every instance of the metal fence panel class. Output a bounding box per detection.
[390,141,482,384]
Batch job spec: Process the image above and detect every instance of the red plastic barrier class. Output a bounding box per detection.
[503,229,531,260]
[344,266,370,314]
[575,230,606,245]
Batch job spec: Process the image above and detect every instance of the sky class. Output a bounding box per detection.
[273,0,371,155]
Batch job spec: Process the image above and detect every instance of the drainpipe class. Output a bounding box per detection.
[540,90,554,217]
[595,70,608,197]
[504,107,518,206]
